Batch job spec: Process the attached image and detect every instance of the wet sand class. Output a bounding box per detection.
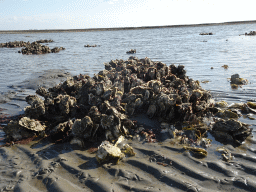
[1,126,256,191]
[0,20,256,34]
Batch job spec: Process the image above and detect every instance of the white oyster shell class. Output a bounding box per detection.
[96,141,125,164]
[18,117,45,131]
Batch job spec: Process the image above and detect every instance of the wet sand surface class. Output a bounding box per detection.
[1,129,256,192]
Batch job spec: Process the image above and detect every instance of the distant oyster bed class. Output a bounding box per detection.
[0,40,65,55]
[1,56,256,191]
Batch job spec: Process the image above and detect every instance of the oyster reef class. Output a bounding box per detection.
[3,57,252,154]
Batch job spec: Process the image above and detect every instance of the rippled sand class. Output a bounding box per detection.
[1,133,256,192]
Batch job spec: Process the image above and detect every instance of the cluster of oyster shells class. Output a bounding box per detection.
[84,44,99,47]
[20,41,65,54]
[199,32,213,35]
[126,49,136,54]
[230,74,248,89]
[0,40,65,55]
[0,41,29,48]
[0,40,53,48]
[211,118,252,144]
[3,57,253,149]
[210,101,253,144]
[245,31,256,35]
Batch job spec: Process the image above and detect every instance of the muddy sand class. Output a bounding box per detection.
[1,123,256,192]
[1,70,256,192]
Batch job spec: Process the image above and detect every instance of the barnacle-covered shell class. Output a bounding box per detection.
[72,116,94,139]
[4,120,33,140]
[24,95,45,119]
[101,113,122,139]
[147,103,157,118]
[55,94,77,116]
[88,106,101,123]
[190,89,203,103]
[215,109,240,119]
[95,82,104,96]
[148,80,162,94]
[51,120,73,135]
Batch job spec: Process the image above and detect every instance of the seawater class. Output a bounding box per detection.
[1,23,256,143]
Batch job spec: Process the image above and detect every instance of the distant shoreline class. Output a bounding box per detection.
[0,20,256,34]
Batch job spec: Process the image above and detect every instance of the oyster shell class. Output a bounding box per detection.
[55,95,77,116]
[211,119,252,144]
[3,117,45,140]
[72,116,94,139]
[18,117,45,131]
[216,147,233,161]
[96,141,125,164]
[230,74,248,85]
[121,144,136,156]
[24,95,45,119]
[50,120,73,135]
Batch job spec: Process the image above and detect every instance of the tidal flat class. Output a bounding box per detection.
[1,22,256,191]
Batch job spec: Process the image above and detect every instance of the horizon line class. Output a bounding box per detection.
[1,20,256,34]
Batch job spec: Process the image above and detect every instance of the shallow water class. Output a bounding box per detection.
[1,24,256,101]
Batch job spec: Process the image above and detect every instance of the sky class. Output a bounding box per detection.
[0,0,255,30]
